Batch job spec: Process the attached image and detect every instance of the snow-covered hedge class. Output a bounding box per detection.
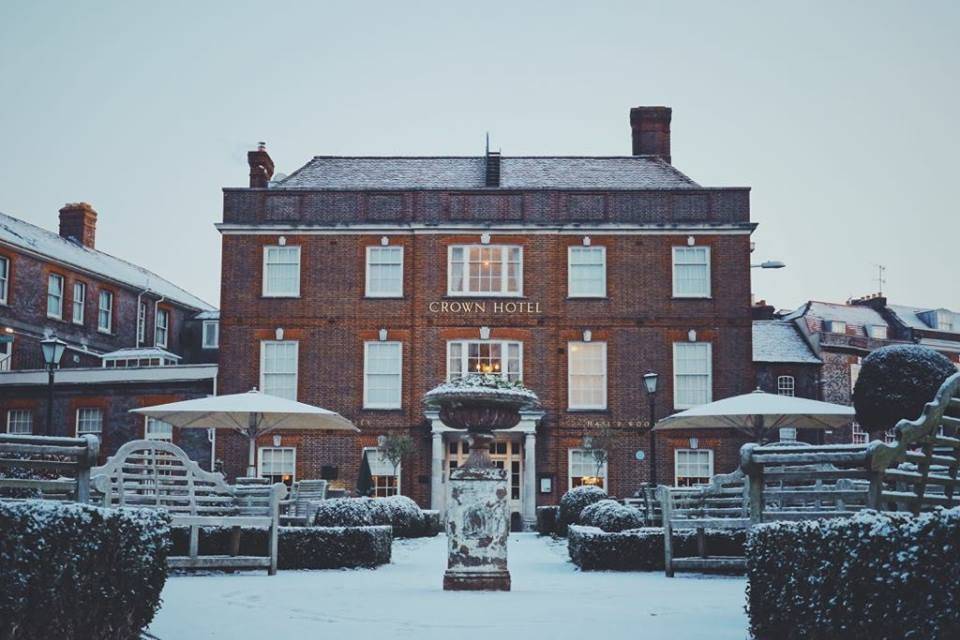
[557,485,608,535]
[536,505,559,535]
[746,508,960,639]
[568,525,745,571]
[579,499,645,532]
[0,501,170,639]
[170,525,392,569]
[312,496,433,537]
[853,344,956,433]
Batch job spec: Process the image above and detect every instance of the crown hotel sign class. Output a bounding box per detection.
[427,301,543,315]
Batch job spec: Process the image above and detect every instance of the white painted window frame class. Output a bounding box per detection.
[446,245,523,297]
[568,448,608,491]
[363,341,403,409]
[7,409,32,434]
[262,245,301,298]
[0,340,11,371]
[259,340,299,401]
[144,416,173,441]
[97,290,113,333]
[47,273,64,319]
[672,246,711,298]
[567,246,607,298]
[777,375,796,397]
[155,308,169,348]
[365,246,404,298]
[0,255,8,304]
[446,340,523,382]
[137,301,147,344]
[76,407,103,436]
[258,446,297,484]
[674,448,714,486]
[72,282,85,325]
[567,341,608,410]
[673,342,713,409]
[202,320,219,349]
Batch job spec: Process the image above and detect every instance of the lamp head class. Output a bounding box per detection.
[642,371,659,395]
[40,335,67,367]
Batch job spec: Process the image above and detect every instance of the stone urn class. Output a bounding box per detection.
[424,376,540,591]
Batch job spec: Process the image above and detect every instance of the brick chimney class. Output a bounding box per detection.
[630,106,672,163]
[58,202,98,249]
[247,141,275,188]
[850,293,887,311]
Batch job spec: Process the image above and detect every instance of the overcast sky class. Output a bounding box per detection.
[1,1,956,310]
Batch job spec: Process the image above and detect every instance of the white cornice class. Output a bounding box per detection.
[216,222,756,236]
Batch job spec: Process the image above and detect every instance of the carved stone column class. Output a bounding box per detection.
[431,430,444,512]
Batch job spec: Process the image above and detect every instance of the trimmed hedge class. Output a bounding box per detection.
[170,525,392,569]
[746,508,960,640]
[536,505,559,535]
[557,486,608,535]
[312,496,434,538]
[568,525,745,571]
[0,501,170,640]
[579,499,644,532]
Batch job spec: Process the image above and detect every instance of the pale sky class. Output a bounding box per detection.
[1,1,957,310]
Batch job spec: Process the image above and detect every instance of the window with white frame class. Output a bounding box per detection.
[363,342,402,409]
[155,309,169,348]
[365,246,403,298]
[137,301,146,344]
[202,320,219,349]
[262,246,301,297]
[867,324,888,339]
[365,447,400,497]
[675,449,714,486]
[448,245,522,296]
[777,375,795,397]
[47,274,64,318]
[824,320,846,334]
[76,407,103,436]
[7,409,32,434]
[851,421,867,445]
[672,246,711,298]
[259,447,296,485]
[0,255,9,304]
[673,342,712,408]
[447,340,522,381]
[72,282,85,325]
[568,448,607,490]
[0,340,11,371]
[568,246,606,298]
[145,416,173,441]
[568,341,607,410]
[260,341,298,400]
[98,290,113,333]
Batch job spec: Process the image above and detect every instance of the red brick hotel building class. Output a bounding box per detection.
[216,106,755,527]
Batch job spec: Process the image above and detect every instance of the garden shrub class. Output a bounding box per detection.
[557,485,608,535]
[853,344,956,433]
[421,509,442,536]
[746,508,960,640]
[568,525,745,571]
[312,496,432,537]
[0,501,170,640]
[536,505,559,535]
[579,499,644,532]
[170,525,392,569]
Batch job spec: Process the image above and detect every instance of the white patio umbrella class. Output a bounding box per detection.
[131,388,358,477]
[653,389,855,442]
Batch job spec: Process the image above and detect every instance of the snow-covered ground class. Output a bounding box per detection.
[149,533,748,640]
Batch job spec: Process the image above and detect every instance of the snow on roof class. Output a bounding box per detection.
[753,320,821,363]
[785,301,887,328]
[101,347,181,361]
[0,211,214,311]
[887,304,958,335]
[194,310,220,320]
[275,156,701,190]
[0,364,217,386]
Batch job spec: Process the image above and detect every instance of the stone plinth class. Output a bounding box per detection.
[443,466,511,591]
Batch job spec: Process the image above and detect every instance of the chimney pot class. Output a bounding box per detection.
[58,202,98,249]
[248,143,275,188]
[630,106,672,163]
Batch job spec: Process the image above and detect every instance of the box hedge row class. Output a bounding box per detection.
[312,496,438,538]
[746,507,960,640]
[170,525,393,569]
[0,501,170,640]
[568,525,745,571]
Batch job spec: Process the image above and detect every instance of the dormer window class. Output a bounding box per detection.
[867,325,888,339]
[824,320,846,335]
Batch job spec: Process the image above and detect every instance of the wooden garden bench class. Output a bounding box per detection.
[0,433,99,502]
[279,479,328,526]
[91,439,287,575]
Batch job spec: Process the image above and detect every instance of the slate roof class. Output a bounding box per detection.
[753,320,822,364]
[274,156,701,190]
[783,301,887,329]
[887,304,958,335]
[0,211,214,311]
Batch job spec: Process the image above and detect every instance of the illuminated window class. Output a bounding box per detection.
[448,245,522,296]
[447,340,521,382]
[364,447,400,497]
[675,449,713,486]
[568,448,607,490]
[259,447,296,486]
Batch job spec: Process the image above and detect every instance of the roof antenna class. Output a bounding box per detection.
[875,264,886,296]
[485,132,490,156]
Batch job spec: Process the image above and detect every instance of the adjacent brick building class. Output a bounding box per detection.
[0,204,219,465]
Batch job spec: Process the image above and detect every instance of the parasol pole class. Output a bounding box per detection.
[247,412,259,478]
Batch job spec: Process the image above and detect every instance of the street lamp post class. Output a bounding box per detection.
[40,336,67,436]
[642,371,659,486]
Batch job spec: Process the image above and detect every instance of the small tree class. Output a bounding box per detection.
[379,433,414,476]
[584,425,619,478]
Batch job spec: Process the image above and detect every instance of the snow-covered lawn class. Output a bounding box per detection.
[149,533,748,640]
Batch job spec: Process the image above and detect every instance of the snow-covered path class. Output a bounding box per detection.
[149,533,748,639]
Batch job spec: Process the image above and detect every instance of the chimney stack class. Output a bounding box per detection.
[58,202,98,249]
[485,150,501,187]
[630,106,672,163]
[248,141,275,188]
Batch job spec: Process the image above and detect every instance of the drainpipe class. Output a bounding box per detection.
[135,289,150,348]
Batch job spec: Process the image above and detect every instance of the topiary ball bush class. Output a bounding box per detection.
[558,485,608,534]
[579,499,645,532]
[853,344,957,433]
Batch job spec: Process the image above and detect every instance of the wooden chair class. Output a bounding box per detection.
[91,439,287,575]
[0,434,99,502]
[280,479,328,526]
